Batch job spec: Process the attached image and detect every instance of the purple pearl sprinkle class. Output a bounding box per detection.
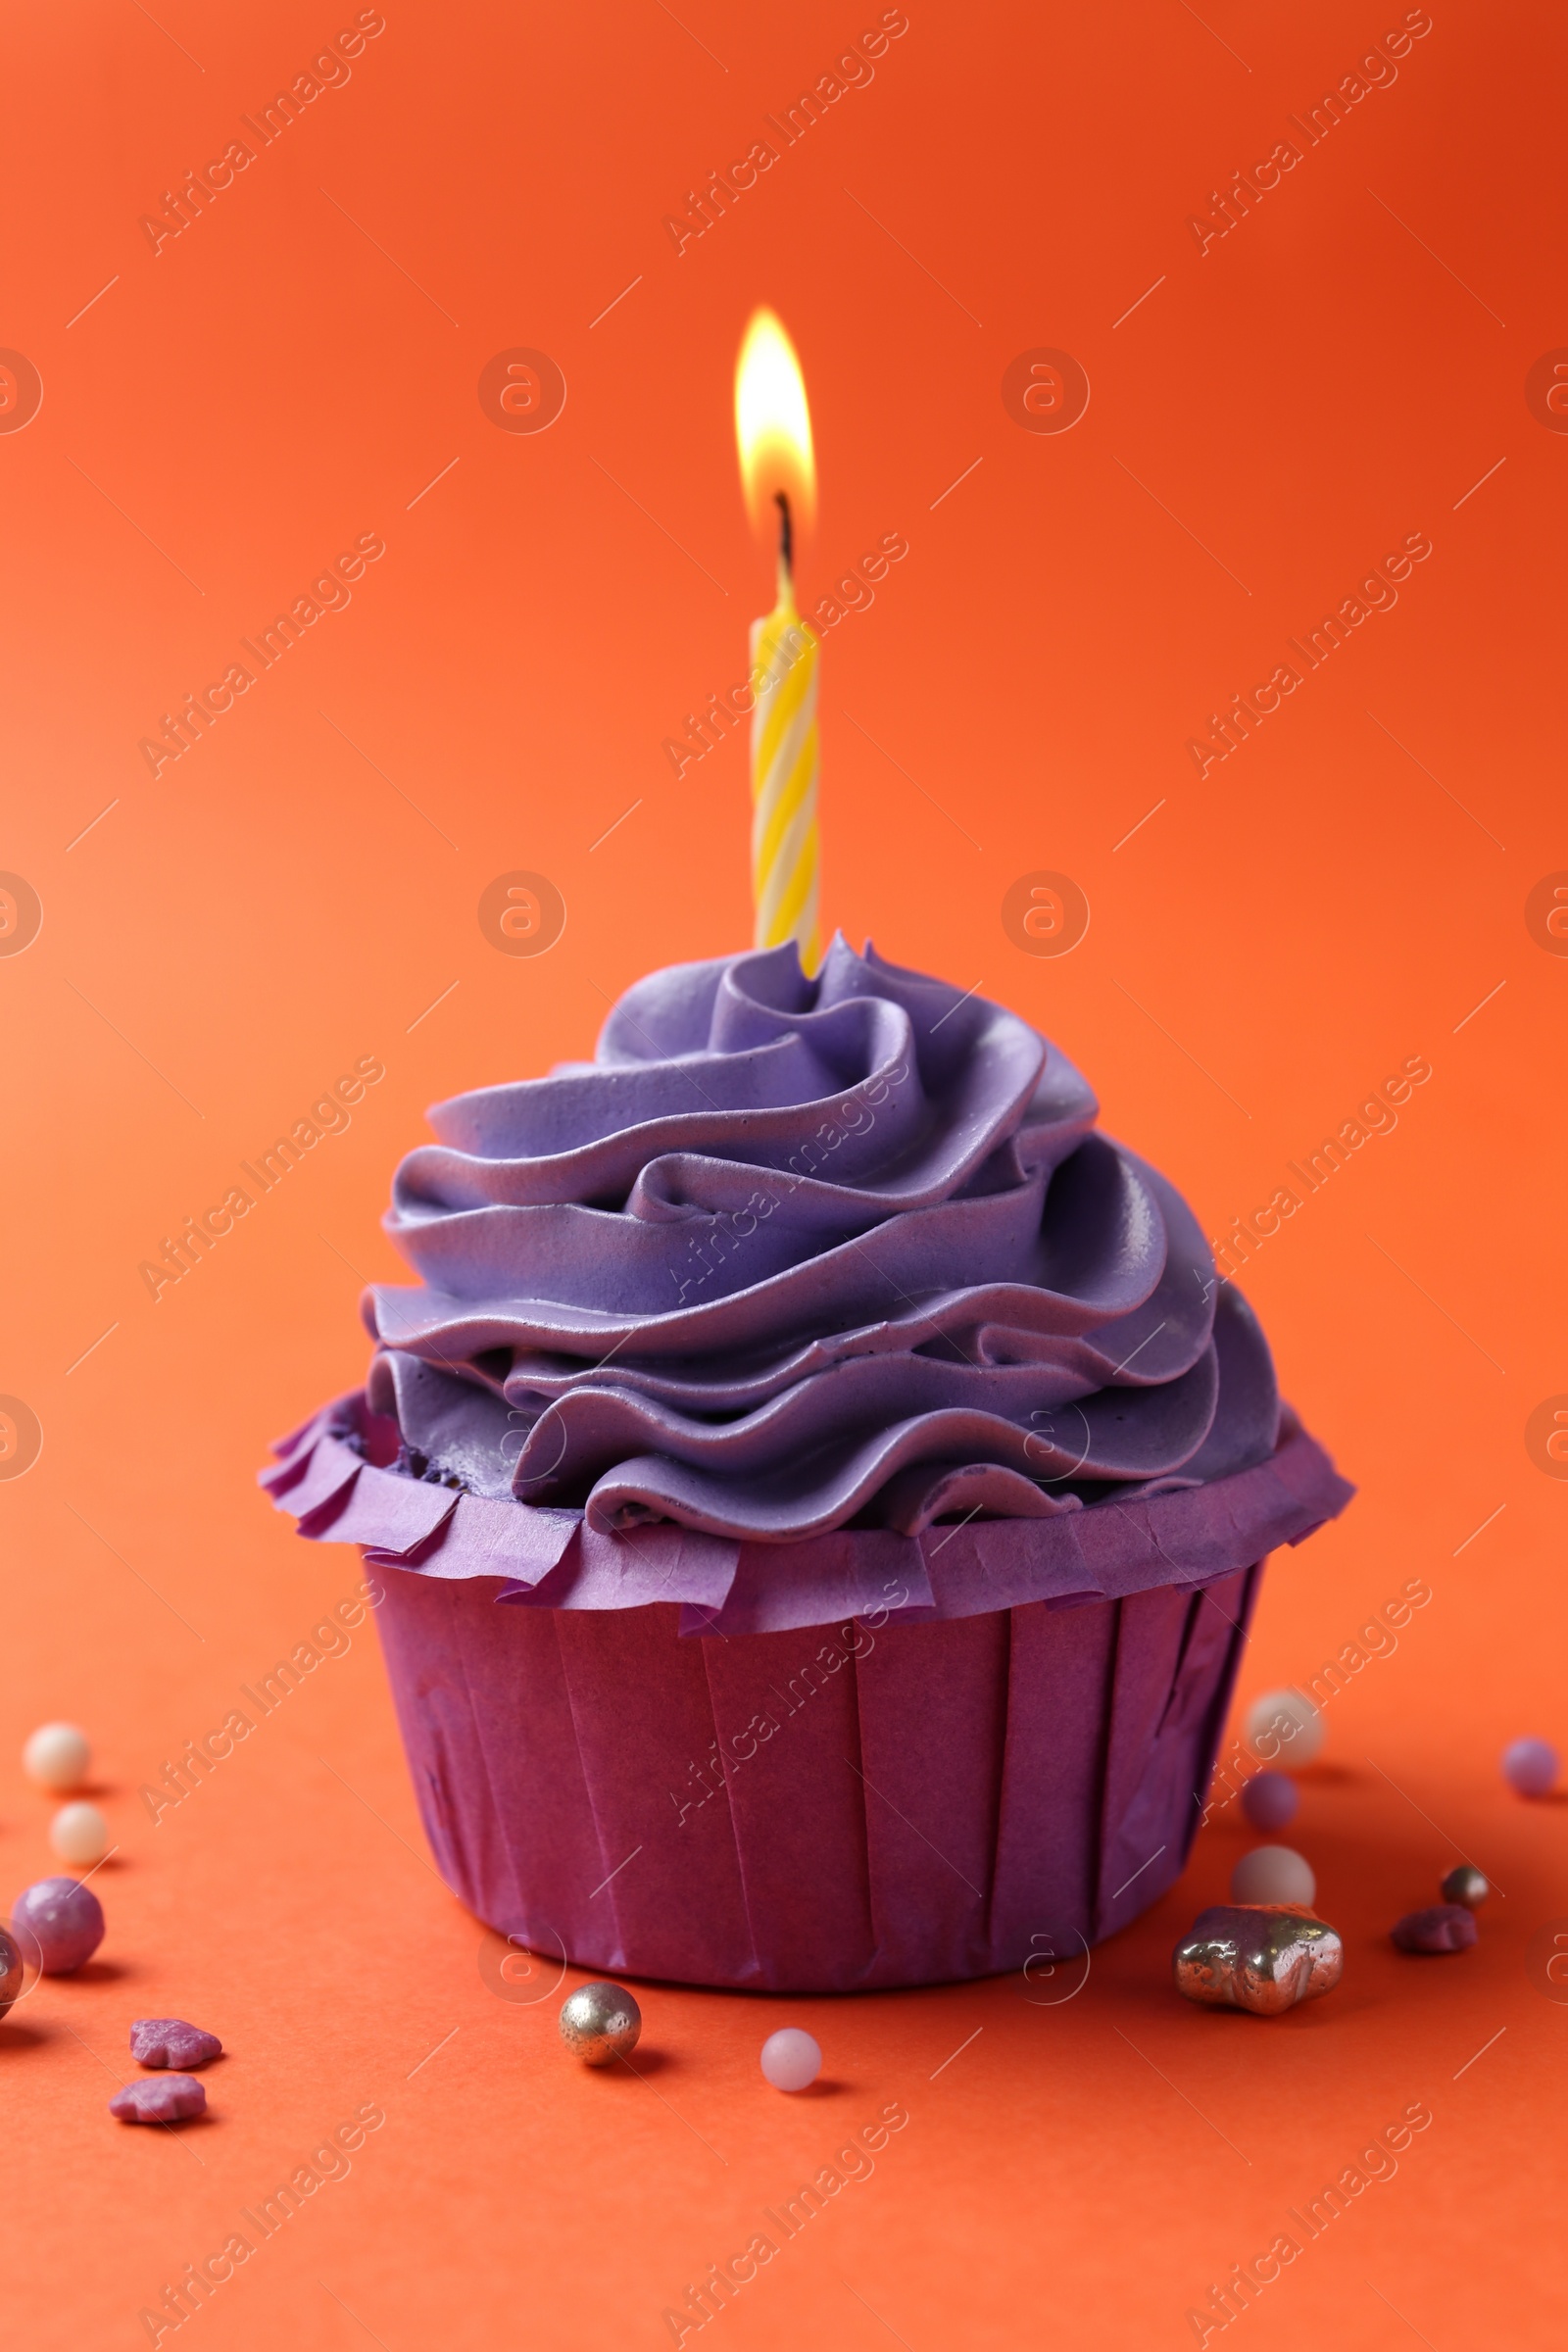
[1502,1737,1559,1798]
[12,1877,104,1975]
[1391,1903,1479,1955]
[1241,1771,1298,1834]
[110,2074,207,2125]
[130,2018,222,2071]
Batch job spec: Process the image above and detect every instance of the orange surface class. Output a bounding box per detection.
[4,1,1565,2344]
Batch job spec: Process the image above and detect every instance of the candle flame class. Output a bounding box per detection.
[735,308,815,540]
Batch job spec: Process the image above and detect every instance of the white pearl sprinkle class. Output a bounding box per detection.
[1232,1844,1316,1907]
[760,2028,822,2092]
[23,1723,90,1791]
[1243,1688,1325,1766]
[50,1801,109,1866]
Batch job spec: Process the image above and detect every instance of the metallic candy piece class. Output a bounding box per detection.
[110,2074,207,2124]
[1173,1904,1343,2015]
[559,1982,642,2066]
[1392,1903,1478,1954]
[1440,1864,1489,1911]
[130,2018,222,2070]
[0,1927,22,2020]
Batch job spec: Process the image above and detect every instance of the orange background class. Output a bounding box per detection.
[3,1,1565,2343]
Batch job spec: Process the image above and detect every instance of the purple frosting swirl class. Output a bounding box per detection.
[362,938,1278,1541]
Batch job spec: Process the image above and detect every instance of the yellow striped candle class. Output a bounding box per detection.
[736,309,819,969]
[750,517,819,963]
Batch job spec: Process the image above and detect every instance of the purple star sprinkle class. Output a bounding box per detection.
[1391,1903,1479,1954]
[110,2074,207,2125]
[129,2018,222,2070]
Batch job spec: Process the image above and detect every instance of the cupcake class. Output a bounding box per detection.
[263,940,1349,1990]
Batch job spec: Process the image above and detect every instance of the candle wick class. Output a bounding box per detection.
[774,490,793,597]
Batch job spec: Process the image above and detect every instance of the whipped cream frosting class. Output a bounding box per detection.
[362,939,1279,1541]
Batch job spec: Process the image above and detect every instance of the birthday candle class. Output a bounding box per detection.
[735,309,819,968]
[749,503,819,962]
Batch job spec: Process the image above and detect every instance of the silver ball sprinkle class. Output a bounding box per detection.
[558,1982,641,2066]
[1440,1864,1489,1911]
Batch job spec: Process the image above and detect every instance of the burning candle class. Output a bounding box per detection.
[734,309,819,967]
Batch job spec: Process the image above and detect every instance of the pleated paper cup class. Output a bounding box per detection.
[262,1392,1350,1991]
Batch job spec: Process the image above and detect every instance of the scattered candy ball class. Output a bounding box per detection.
[110,2074,206,2125]
[130,2018,221,2070]
[1243,1689,1325,1765]
[0,1927,24,2021]
[23,1723,90,1792]
[49,1801,108,1867]
[558,1982,641,2066]
[1392,1903,1478,1955]
[1502,1737,1559,1797]
[1441,1864,1490,1910]
[1241,1771,1298,1834]
[1173,1904,1343,2015]
[1231,1844,1315,1907]
[12,1877,104,1974]
[760,2028,822,2092]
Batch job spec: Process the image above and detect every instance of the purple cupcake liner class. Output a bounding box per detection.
[262,1393,1349,1990]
